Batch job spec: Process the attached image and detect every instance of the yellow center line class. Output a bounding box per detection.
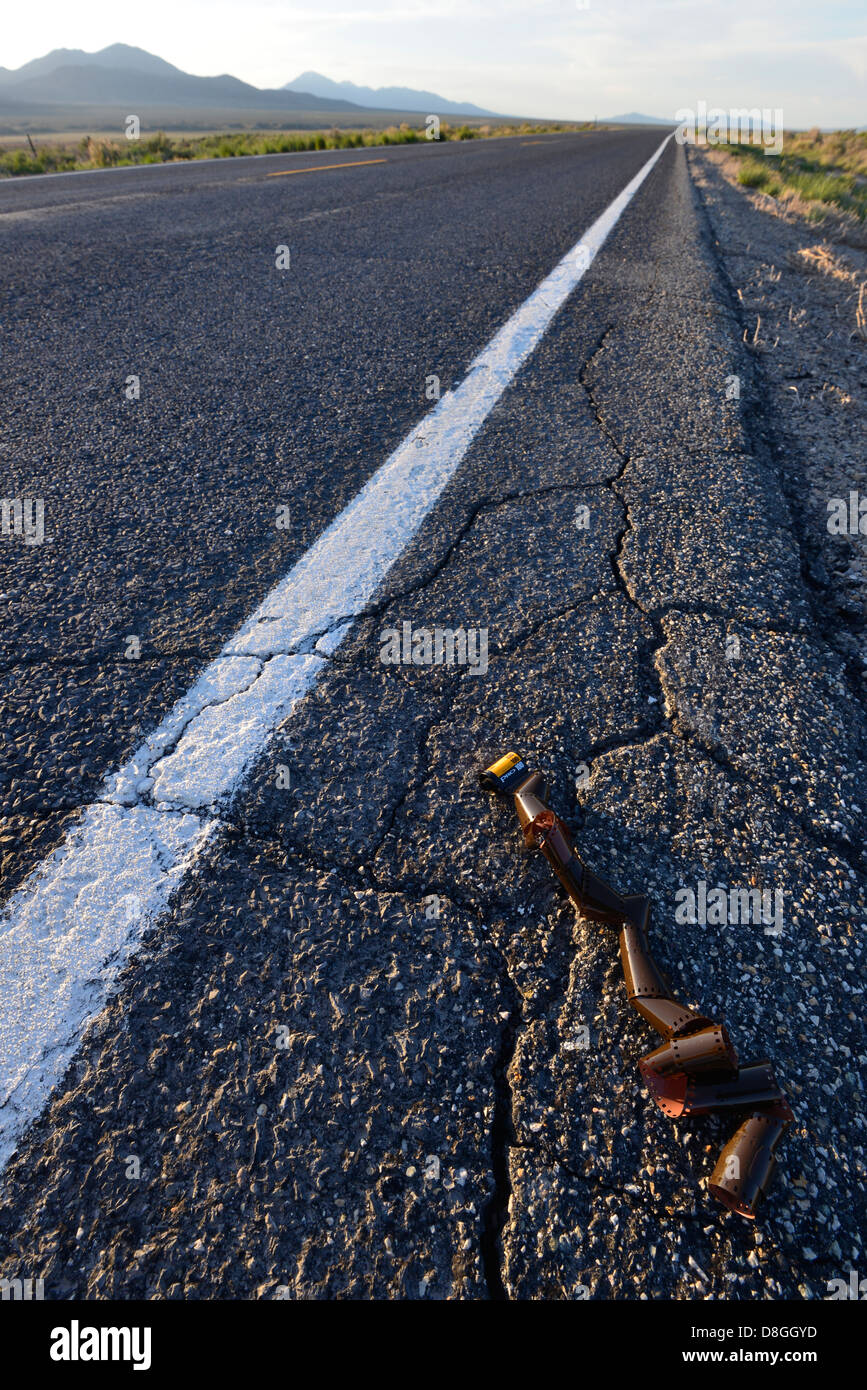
[267,158,388,178]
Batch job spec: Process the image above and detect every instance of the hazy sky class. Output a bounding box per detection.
[3,0,866,125]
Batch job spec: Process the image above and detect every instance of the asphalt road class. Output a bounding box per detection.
[0,128,664,897]
[0,130,865,1300]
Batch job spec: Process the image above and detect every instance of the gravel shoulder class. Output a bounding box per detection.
[689,146,867,673]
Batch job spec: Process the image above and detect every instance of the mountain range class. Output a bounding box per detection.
[0,44,497,117]
[605,112,675,126]
[283,71,496,117]
[0,45,677,132]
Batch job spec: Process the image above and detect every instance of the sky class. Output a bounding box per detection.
[2,0,866,126]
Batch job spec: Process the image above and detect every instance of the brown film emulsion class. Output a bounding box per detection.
[480,751,795,1220]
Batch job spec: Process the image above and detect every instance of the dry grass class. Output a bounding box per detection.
[783,245,867,340]
[787,243,858,282]
[704,136,867,250]
[784,127,867,180]
[699,128,867,231]
[0,119,594,178]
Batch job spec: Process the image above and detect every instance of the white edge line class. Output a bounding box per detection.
[0,132,672,1170]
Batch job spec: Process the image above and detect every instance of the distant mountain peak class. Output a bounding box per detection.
[604,111,674,126]
[1,43,186,84]
[283,70,497,118]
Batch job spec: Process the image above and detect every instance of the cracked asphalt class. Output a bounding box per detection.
[1,130,864,1301]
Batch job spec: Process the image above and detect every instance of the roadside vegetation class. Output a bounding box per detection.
[0,120,593,177]
[721,129,867,222]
